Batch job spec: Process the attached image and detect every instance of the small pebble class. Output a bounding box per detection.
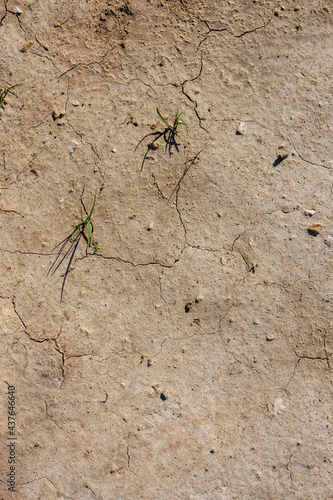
[304,209,316,217]
[112,148,117,153]
[308,224,322,236]
[67,141,77,155]
[147,222,154,231]
[274,398,286,414]
[72,101,80,107]
[324,236,332,247]
[253,319,260,325]
[94,166,99,172]
[236,121,246,135]
[13,6,22,14]
[54,21,60,27]
[160,391,169,401]
[266,333,275,341]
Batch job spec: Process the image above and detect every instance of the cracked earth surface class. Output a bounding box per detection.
[0,0,332,498]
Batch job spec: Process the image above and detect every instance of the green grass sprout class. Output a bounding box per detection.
[48,189,98,301]
[156,108,188,136]
[0,83,22,109]
[135,107,189,170]
[67,189,97,249]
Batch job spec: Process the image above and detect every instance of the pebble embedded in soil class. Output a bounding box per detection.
[274,398,286,414]
[67,141,77,155]
[236,121,246,135]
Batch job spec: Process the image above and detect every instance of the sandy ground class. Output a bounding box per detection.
[0,0,332,498]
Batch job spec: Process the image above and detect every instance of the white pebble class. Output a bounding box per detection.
[274,398,286,414]
[67,141,77,155]
[304,209,316,217]
[236,121,246,135]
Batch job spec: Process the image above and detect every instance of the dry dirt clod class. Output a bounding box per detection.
[52,108,65,120]
[20,40,34,52]
[276,145,289,160]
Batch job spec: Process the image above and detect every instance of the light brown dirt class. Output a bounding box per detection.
[0,0,332,498]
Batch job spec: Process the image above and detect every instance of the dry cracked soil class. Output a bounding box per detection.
[0,0,332,499]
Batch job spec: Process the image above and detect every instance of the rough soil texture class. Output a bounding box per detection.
[0,0,332,499]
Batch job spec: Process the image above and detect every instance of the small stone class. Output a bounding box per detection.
[72,101,80,107]
[274,398,286,414]
[94,166,99,173]
[54,21,60,27]
[324,236,332,247]
[253,319,260,325]
[266,333,275,341]
[160,391,169,401]
[20,40,34,52]
[147,222,154,231]
[13,6,22,14]
[195,292,204,303]
[67,141,77,155]
[112,148,117,153]
[304,209,316,217]
[308,224,322,236]
[236,121,246,135]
